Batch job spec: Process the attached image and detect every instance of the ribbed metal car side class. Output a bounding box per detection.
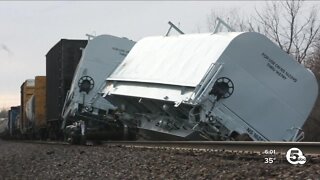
[34,76,47,138]
[45,39,87,139]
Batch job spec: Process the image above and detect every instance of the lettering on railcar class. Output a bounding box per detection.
[246,127,264,141]
[262,52,297,83]
[112,47,130,56]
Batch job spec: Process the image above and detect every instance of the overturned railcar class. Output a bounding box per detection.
[61,35,135,142]
[102,32,318,141]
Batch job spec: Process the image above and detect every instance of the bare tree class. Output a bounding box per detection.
[207,8,253,33]
[207,0,320,64]
[0,108,8,118]
[254,0,320,63]
[302,43,320,141]
[305,40,320,72]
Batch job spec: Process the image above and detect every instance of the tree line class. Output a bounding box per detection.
[0,108,8,119]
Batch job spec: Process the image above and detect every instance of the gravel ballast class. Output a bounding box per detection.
[0,139,319,179]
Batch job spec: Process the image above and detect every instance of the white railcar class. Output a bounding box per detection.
[61,34,135,141]
[102,32,318,141]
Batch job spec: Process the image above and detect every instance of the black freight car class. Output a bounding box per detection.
[46,39,88,139]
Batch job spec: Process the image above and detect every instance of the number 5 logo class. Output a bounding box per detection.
[286,147,306,165]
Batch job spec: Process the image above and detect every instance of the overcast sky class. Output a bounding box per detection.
[0,1,318,108]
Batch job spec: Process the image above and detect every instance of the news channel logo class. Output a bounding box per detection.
[286,147,306,165]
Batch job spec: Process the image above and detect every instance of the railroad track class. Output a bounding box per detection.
[102,141,320,155]
[4,138,320,155]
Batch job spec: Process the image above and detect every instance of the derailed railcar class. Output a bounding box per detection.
[46,39,88,139]
[102,32,318,141]
[61,35,136,143]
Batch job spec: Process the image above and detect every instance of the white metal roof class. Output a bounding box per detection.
[108,32,242,87]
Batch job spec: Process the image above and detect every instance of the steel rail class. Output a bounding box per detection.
[3,138,319,155]
[102,141,320,155]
